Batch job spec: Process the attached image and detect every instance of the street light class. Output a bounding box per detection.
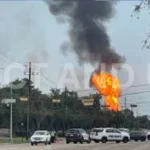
[1,98,16,143]
[1,82,16,143]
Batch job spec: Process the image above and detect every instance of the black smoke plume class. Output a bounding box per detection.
[46,0,125,68]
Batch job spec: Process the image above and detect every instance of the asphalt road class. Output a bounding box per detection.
[0,141,150,150]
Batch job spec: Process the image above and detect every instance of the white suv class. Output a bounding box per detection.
[30,130,51,145]
[90,128,130,143]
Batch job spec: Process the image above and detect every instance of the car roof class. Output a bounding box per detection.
[92,127,114,130]
[34,130,47,132]
[92,127,102,129]
[68,128,84,130]
[130,130,144,133]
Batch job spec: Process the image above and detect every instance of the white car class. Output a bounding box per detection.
[90,128,130,143]
[30,130,51,145]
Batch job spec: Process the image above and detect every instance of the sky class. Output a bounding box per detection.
[0,1,150,115]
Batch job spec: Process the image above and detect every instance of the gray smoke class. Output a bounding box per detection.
[46,0,125,67]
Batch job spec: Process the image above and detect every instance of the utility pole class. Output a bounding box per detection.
[10,83,13,143]
[64,87,67,132]
[26,62,31,141]
[99,95,101,112]
[124,97,127,110]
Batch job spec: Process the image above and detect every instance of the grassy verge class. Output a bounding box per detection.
[0,137,29,144]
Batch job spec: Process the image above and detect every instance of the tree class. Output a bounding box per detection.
[133,0,150,49]
[0,78,150,137]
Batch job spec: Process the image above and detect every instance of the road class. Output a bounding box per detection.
[0,141,150,150]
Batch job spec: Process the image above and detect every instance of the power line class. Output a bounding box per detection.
[75,83,150,93]
[41,78,54,88]
[1,48,150,97]
[0,49,26,64]
[121,90,150,97]
[0,49,56,89]
[41,72,57,86]
[1,47,150,91]
[129,83,150,88]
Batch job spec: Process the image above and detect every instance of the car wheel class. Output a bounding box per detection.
[74,141,77,144]
[101,137,107,143]
[116,141,121,143]
[123,137,128,143]
[135,139,138,142]
[80,138,84,144]
[31,142,34,146]
[48,141,51,145]
[141,138,146,142]
[45,141,48,145]
[87,139,91,144]
[66,140,70,144]
[35,142,37,145]
[94,140,100,143]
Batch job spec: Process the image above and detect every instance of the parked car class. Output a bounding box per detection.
[65,128,91,144]
[90,128,130,143]
[30,130,51,145]
[130,131,146,142]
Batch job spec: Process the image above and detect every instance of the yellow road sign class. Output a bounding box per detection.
[20,97,28,101]
[52,99,61,103]
[82,98,94,106]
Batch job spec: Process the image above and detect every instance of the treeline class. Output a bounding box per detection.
[0,78,149,136]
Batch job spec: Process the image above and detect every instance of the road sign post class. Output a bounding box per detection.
[130,104,137,116]
[1,98,16,143]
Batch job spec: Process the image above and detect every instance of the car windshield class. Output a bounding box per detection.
[67,129,78,133]
[79,129,86,133]
[34,131,46,135]
[130,131,144,135]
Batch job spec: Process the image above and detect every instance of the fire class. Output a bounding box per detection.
[90,71,121,111]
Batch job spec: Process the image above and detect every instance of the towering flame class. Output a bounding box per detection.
[90,71,121,111]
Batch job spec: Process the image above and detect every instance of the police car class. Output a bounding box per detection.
[90,128,130,143]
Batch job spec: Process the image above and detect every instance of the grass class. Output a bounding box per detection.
[0,137,29,144]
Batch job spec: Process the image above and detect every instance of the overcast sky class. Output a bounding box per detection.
[0,1,150,115]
